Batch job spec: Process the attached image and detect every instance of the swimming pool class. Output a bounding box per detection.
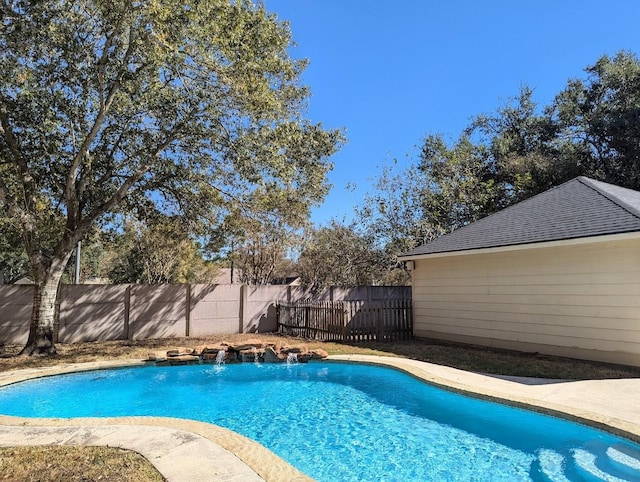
[0,362,639,481]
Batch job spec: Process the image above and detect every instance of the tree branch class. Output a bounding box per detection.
[65,18,139,224]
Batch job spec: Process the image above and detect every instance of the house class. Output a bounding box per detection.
[398,176,640,367]
[271,275,302,286]
[13,277,34,285]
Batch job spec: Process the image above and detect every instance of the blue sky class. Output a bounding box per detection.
[264,1,640,226]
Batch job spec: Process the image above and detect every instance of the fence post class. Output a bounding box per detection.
[185,284,191,337]
[239,284,247,334]
[124,285,131,340]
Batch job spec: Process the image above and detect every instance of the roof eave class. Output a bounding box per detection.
[397,231,640,261]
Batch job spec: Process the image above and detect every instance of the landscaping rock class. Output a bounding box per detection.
[192,345,208,356]
[228,339,265,351]
[263,346,286,363]
[150,339,329,365]
[146,352,167,362]
[239,348,260,362]
[167,354,200,365]
[281,345,307,354]
[201,352,222,361]
[297,353,312,363]
[310,349,329,359]
[166,347,192,357]
[201,346,225,354]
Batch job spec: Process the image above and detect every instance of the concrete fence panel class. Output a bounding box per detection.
[189,284,242,336]
[129,285,187,340]
[288,285,330,302]
[0,285,33,345]
[331,286,370,301]
[59,284,129,343]
[243,285,290,333]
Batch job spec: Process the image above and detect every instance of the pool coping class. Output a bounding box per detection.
[0,355,639,481]
[329,355,640,444]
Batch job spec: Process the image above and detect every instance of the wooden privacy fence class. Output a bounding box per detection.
[276,299,413,342]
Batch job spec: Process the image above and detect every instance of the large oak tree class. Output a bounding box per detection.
[0,0,343,355]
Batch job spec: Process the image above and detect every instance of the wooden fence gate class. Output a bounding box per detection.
[276,299,413,342]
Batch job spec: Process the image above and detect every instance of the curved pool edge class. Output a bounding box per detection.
[328,354,640,444]
[0,360,312,482]
[1,356,639,479]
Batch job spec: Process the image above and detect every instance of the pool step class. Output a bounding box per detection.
[533,442,640,482]
[573,448,628,481]
[607,444,640,473]
[533,449,571,482]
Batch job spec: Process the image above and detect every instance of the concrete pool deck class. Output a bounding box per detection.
[0,355,639,481]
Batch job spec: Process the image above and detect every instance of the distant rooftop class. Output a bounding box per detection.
[400,176,640,258]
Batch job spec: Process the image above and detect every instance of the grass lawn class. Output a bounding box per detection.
[0,446,164,482]
[1,334,639,480]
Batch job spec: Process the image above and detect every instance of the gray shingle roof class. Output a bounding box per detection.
[400,176,640,258]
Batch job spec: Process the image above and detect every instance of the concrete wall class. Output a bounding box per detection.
[129,285,187,340]
[59,285,128,342]
[242,285,289,333]
[189,284,242,336]
[0,284,410,344]
[410,237,640,367]
[0,285,33,345]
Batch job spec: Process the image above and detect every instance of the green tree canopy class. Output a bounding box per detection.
[227,214,297,285]
[0,0,343,355]
[105,218,220,284]
[358,134,504,261]
[469,51,640,197]
[550,51,640,187]
[360,50,640,273]
[0,208,30,283]
[297,220,396,287]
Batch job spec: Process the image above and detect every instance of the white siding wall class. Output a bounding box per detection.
[412,238,640,366]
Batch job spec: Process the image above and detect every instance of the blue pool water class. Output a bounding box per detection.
[1,362,639,481]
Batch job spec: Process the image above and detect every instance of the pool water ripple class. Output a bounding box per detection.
[0,362,639,481]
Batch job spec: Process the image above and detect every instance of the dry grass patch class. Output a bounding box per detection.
[0,446,164,481]
[348,339,640,379]
[1,334,639,379]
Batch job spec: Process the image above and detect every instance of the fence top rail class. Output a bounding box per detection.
[276,299,411,308]
[276,300,345,307]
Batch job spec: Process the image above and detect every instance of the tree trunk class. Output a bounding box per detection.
[19,256,69,356]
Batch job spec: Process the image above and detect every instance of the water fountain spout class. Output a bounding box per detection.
[215,349,226,366]
[286,352,298,365]
[252,347,260,364]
